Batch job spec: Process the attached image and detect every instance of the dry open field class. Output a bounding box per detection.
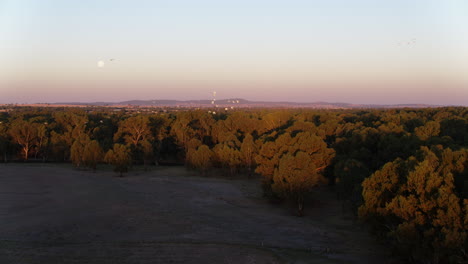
[0,164,392,263]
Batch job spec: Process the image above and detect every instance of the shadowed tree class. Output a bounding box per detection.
[196,111,215,141]
[334,158,369,211]
[214,143,242,176]
[104,144,131,176]
[34,123,49,160]
[439,116,468,146]
[148,115,170,165]
[82,140,104,171]
[50,111,88,161]
[183,138,203,167]
[0,121,10,162]
[70,134,91,168]
[89,114,119,152]
[170,112,196,151]
[71,134,103,170]
[186,145,213,175]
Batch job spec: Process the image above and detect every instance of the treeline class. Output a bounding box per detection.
[0,106,467,263]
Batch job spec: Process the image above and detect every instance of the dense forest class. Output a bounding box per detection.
[1,106,467,263]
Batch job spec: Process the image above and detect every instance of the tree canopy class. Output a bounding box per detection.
[2,105,467,263]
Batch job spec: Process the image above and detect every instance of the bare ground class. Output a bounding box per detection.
[0,164,391,263]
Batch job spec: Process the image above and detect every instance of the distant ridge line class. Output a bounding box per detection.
[52,99,443,109]
[4,99,451,109]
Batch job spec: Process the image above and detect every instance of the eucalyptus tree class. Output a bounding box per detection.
[8,119,41,160]
[359,146,468,262]
[256,131,335,214]
[114,115,153,165]
[104,144,131,176]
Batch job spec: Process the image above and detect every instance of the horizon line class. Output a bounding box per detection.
[2,98,467,108]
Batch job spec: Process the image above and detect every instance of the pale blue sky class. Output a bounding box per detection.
[1,0,467,105]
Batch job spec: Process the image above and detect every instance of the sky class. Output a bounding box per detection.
[1,0,467,105]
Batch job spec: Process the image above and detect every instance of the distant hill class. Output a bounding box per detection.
[50,99,439,109]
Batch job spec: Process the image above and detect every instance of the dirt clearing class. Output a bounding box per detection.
[0,164,390,263]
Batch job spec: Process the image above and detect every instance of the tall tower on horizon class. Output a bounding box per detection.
[211,91,218,107]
